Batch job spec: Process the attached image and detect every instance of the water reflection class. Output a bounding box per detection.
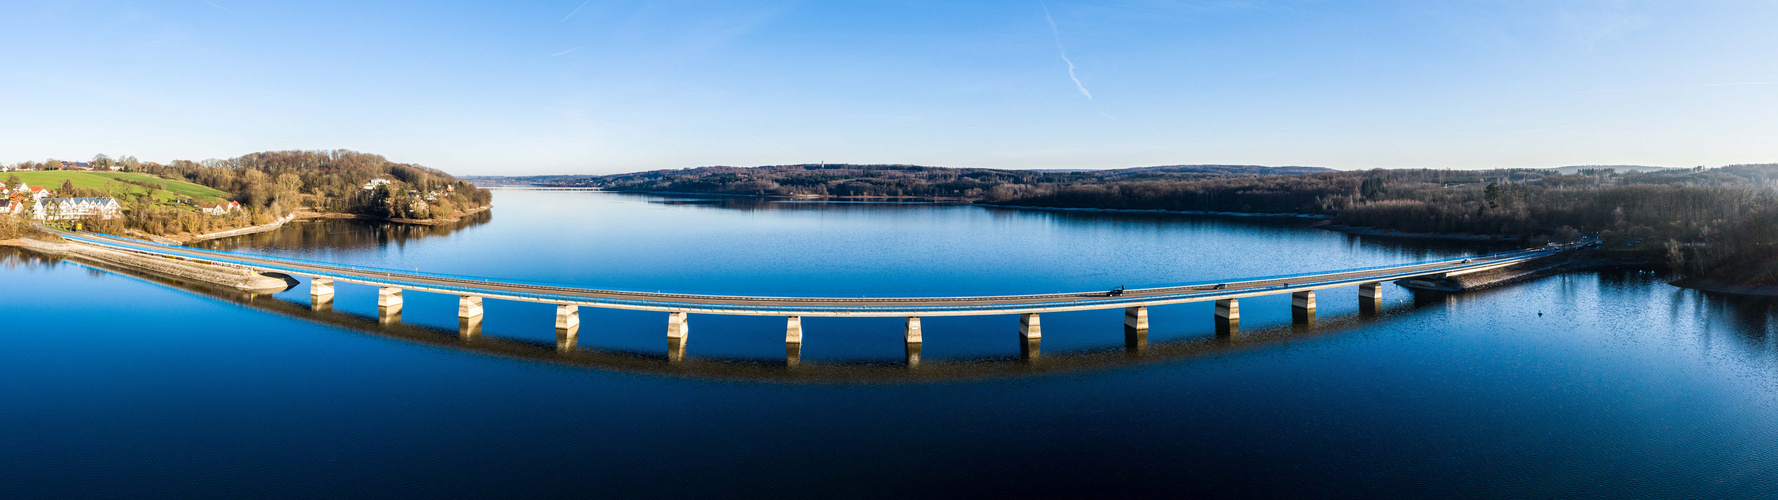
[16,243,1777,382]
[192,210,494,252]
[610,191,1520,258]
[24,252,1509,383]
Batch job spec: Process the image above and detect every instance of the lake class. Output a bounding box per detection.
[3,190,1775,497]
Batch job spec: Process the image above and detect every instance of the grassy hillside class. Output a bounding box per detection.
[11,171,228,203]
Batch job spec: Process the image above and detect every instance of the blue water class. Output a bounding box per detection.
[2,191,1775,497]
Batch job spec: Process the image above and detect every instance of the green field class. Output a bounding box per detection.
[9,170,228,204]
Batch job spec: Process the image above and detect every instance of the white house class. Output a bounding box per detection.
[363,178,392,190]
[4,183,50,216]
[201,200,242,216]
[35,197,122,220]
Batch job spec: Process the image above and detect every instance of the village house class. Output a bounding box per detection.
[363,178,392,190]
[3,183,52,216]
[201,200,242,216]
[35,197,122,220]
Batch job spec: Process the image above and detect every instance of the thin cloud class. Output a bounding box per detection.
[1041,2,1093,100]
[202,1,242,17]
[563,0,593,21]
[1703,82,1778,87]
[550,47,579,57]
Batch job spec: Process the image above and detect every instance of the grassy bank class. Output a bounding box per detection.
[11,170,228,203]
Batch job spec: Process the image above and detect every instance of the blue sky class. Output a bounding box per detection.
[3,1,1776,175]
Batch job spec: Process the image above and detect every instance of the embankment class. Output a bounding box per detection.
[1396,249,1663,292]
[6,237,289,293]
[184,213,299,243]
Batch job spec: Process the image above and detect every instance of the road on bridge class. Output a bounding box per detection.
[50,229,1564,316]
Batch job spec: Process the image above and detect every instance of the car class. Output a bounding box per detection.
[1212,283,1227,290]
[1107,285,1126,297]
[1461,259,1471,263]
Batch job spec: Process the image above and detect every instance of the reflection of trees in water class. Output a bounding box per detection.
[0,246,62,269]
[193,210,493,252]
[629,192,1515,258]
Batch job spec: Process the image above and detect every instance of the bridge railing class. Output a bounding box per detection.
[57,230,1552,307]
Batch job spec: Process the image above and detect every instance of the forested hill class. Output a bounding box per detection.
[465,163,1334,198]
[8,149,492,237]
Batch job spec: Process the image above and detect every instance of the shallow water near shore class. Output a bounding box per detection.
[3,191,1776,497]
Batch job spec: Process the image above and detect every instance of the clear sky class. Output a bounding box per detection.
[3,1,1776,175]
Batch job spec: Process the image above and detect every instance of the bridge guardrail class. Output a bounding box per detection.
[58,230,1547,301]
[51,229,1560,314]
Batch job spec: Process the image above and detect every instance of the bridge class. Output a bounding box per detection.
[51,229,1569,361]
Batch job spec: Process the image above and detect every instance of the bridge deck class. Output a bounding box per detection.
[53,230,1563,317]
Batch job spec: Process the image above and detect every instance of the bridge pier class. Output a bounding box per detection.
[310,279,334,310]
[459,296,483,320]
[556,324,579,352]
[379,306,400,325]
[905,317,923,367]
[378,286,403,312]
[1124,306,1148,353]
[667,337,687,363]
[667,312,690,340]
[1124,306,1149,330]
[555,305,580,330]
[1020,337,1040,361]
[1019,313,1041,339]
[1359,282,1383,313]
[459,316,482,340]
[1215,298,1239,335]
[785,316,803,344]
[1292,291,1316,323]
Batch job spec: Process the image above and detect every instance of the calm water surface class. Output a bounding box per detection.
[3,190,1775,497]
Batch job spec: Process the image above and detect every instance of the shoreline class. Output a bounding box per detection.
[1314,223,1537,243]
[183,213,299,243]
[3,237,287,292]
[1668,277,1778,298]
[292,204,493,227]
[974,203,1332,219]
[143,205,496,245]
[522,186,1335,217]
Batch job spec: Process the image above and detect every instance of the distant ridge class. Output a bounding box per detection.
[461,163,1339,198]
[464,163,1334,185]
[1547,165,1678,174]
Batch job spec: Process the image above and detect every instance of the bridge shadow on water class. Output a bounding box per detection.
[26,246,1572,384]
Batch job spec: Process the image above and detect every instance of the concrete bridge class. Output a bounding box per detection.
[52,229,1569,362]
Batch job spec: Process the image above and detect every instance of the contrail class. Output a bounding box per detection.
[1703,82,1778,86]
[563,0,593,20]
[202,0,242,16]
[1042,2,1092,100]
[550,47,579,56]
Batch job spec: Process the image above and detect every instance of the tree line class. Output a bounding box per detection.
[533,162,1778,284]
[6,149,493,236]
[533,163,1335,199]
